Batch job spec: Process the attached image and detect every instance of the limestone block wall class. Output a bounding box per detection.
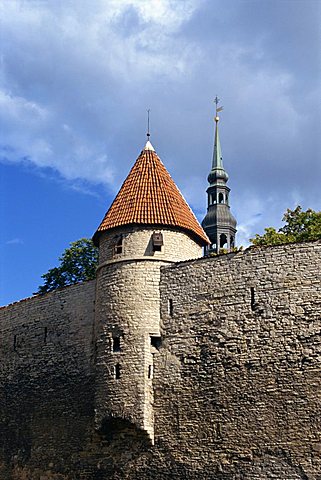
[94,227,203,442]
[152,240,321,479]
[0,281,95,479]
[98,225,203,265]
[94,260,161,441]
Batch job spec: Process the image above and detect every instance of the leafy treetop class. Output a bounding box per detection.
[250,206,321,246]
[37,238,98,294]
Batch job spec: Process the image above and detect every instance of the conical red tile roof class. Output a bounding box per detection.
[93,143,209,246]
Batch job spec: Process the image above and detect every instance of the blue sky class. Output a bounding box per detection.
[1,0,320,305]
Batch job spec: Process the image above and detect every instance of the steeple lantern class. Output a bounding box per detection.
[202,99,237,253]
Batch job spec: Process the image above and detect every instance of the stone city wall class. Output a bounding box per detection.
[0,280,96,479]
[152,240,321,479]
[0,241,321,479]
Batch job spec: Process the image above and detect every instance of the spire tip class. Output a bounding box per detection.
[214,96,223,121]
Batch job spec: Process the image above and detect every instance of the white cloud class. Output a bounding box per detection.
[0,90,47,121]
[0,87,115,185]
[6,238,24,245]
[0,0,319,246]
[0,0,201,188]
[101,0,198,28]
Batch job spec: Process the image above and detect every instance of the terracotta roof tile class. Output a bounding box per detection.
[93,145,210,246]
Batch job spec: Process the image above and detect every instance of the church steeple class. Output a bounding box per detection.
[202,99,237,253]
[208,112,228,183]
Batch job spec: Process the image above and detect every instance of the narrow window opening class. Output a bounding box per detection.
[251,287,255,311]
[115,363,121,379]
[152,232,163,252]
[13,335,17,351]
[150,336,161,350]
[220,233,227,249]
[114,236,123,255]
[148,365,153,379]
[216,421,222,440]
[168,299,173,316]
[44,327,48,344]
[230,236,235,248]
[218,192,224,204]
[112,336,121,352]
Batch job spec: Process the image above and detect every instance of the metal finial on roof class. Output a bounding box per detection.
[147,109,151,140]
[144,109,155,151]
[214,95,223,122]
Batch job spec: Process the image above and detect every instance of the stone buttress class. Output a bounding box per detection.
[92,140,209,443]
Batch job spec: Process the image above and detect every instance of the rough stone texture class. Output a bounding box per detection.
[95,260,162,441]
[0,240,321,479]
[155,241,321,479]
[0,281,96,480]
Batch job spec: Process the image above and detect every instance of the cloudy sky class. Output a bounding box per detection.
[1,0,320,305]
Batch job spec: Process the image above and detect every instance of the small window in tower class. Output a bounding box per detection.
[114,236,123,255]
[168,299,173,316]
[150,335,162,350]
[218,192,224,204]
[112,336,121,352]
[115,363,121,379]
[152,232,163,251]
[230,236,235,248]
[148,364,153,379]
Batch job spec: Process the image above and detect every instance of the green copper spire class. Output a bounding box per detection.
[212,116,223,170]
[208,108,228,184]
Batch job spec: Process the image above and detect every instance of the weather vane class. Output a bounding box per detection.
[214,96,223,122]
[147,109,151,140]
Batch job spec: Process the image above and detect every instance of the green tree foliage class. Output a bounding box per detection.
[37,238,98,294]
[250,206,321,246]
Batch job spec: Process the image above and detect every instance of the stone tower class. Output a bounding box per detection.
[92,139,209,443]
[202,103,237,253]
